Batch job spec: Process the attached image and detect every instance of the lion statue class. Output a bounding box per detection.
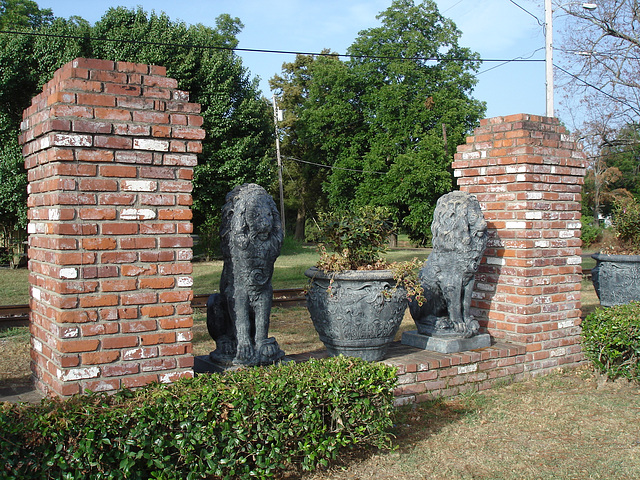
[206,183,285,366]
[409,191,488,338]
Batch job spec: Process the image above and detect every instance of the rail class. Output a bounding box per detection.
[0,288,307,329]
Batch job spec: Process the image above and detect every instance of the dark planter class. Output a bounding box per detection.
[304,267,408,361]
[591,253,640,306]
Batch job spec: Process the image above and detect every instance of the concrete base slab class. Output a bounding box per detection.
[401,331,491,354]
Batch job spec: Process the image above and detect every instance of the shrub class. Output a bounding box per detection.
[601,196,640,254]
[581,302,640,382]
[580,215,602,248]
[0,356,397,480]
[312,206,394,270]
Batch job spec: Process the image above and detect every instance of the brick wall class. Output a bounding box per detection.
[452,114,587,374]
[20,58,203,397]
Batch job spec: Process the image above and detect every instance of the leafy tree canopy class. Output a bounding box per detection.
[0,4,274,236]
[283,0,485,244]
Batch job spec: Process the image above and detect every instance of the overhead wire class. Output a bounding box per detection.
[0,28,544,64]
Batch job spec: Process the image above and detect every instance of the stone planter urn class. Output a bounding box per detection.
[591,253,640,306]
[304,267,408,361]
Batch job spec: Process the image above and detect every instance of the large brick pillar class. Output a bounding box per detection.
[452,114,587,373]
[20,58,203,397]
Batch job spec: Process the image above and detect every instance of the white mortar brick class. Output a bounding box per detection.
[177,277,193,287]
[58,367,100,381]
[60,268,78,279]
[525,212,543,220]
[559,230,575,238]
[121,180,157,192]
[458,363,478,374]
[526,192,543,200]
[558,319,574,329]
[51,134,92,147]
[486,256,506,266]
[567,256,582,265]
[506,221,527,229]
[121,208,156,220]
[48,209,60,221]
[133,138,169,152]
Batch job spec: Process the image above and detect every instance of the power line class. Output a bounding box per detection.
[0,29,544,64]
[283,156,385,175]
[554,63,640,117]
[508,0,544,27]
[478,47,545,75]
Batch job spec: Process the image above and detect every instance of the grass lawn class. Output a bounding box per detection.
[2,244,638,478]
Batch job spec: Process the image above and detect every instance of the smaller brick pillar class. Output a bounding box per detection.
[20,58,204,397]
[452,114,587,374]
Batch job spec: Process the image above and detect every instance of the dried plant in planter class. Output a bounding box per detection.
[600,196,640,255]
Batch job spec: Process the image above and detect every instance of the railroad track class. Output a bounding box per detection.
[0,288,307,329]
[0,266,595,329]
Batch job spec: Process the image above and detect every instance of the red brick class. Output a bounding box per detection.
[140,332,176,345]
[122,264,158,276]
[76,149,115,162]
[79,178,118,191]
[102,223,138,235]
[98,193,136,205]
[81,351,120,365]
[102,336,139,350]
[120,237,156,249]
[79,208,117,220]
[94,136,132,150]
[79,295,119,308]
[80,323,119,336]
[82,238,116,250]
[140,304,174,317]
[122,292,157,305]
[99,165,137,177]
[101,252,138,264]
[122,374,158,389]
[159,317,193,329]
[139,358,176,372]
[117,307,139,320]
[139,277,175,289]
[101,278,137,292]
[82,378,120,393]
[101,363,139,377]
[57,339,100,353]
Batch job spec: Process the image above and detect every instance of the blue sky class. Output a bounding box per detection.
[41,0,551,121]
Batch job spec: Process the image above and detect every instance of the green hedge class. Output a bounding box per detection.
[581,302,640,382]
[0,356,397,479]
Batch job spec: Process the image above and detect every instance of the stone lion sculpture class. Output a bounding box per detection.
[207,183,285,366]
[409,191,488,338]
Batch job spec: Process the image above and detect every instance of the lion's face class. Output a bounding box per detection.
[247,200,275,241]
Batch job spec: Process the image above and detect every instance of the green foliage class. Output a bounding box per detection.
[0,356,397,479]
[313,205,395,269]
[288,0,485,244]
[581,302,640,381]
[0,5,274,235]
[580,215,603,248]
[611,197,640,253]
[0,0,52,30]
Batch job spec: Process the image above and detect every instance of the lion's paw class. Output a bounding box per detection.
[233,342,255,365]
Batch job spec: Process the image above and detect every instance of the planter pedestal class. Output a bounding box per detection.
[401,331,491,354]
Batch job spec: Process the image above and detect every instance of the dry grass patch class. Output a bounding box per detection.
[304,368,640,480]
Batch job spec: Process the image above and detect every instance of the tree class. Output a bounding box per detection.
[0,5,274,257]
[270,53,332,240]
[298,0,485,244]
[0,0,52,30]
[556,0,640,129]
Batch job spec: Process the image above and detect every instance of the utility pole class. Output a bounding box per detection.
[545,0,554,117]
[272,95,286,233]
